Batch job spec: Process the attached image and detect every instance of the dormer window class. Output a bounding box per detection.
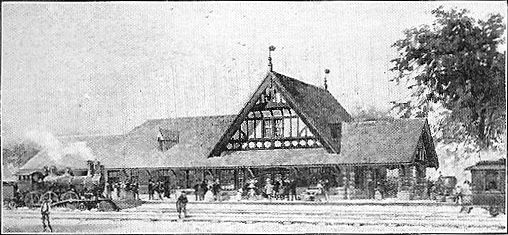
[157,128,179,151]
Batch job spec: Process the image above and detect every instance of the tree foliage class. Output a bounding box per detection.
[2,141,41,168]
[390,6,506,150]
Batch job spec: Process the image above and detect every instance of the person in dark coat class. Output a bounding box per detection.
[193,182,200,201]
[148,179,154,200]
[289,179,297,201]
[132,181,139,200]
[157,181,164,200]
[176,192,189,219]
[164,180,171,199]
[273,179,281,200]
[199,180,208,201]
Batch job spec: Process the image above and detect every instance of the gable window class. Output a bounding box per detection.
[263,120,273,138]
[274,119,283,138]
[330,123,342,139]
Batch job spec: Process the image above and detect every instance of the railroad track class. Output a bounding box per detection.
[4,203,506,230]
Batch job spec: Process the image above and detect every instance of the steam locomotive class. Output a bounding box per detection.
[12,160,117,211]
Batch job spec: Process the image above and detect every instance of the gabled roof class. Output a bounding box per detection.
[465,158,506,171]
[340,118,438,168]
[101,115,236,168]
[218,118,438,168]
[210,71,352,156]
[17,117,438,170]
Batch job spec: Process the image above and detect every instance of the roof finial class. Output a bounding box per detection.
[268,45,276,71]
[324,69,330,90]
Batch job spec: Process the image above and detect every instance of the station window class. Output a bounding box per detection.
[485,170,498,191]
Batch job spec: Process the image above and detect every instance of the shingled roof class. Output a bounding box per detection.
[17,72,438,172]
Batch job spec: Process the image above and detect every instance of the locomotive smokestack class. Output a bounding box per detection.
[87,160,94,176]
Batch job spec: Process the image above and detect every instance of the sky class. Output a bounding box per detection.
[1,1,507,144]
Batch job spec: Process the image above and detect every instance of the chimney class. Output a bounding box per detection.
[324,69,330,90]
[87,160,94,176]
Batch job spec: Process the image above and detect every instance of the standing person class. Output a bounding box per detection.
[41,198,53,232]
[176,192,188,219]
[199,180,207,201]
[148,180,154,200]
[460,180,473,213]
[212,179,221,201]
[156,181,164,200]
[119,181,126,200]
[164,180,171,199]
[289,179,297,201]
[273,178,280,200]
[204,185,214,202]
[283,178,291,201]
[323,179,330,202]
[316,180,324,202]
[132,181,139,200]
[264,179,274,201]
[193,182,200,201]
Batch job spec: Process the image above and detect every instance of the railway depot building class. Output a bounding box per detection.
[18,70,439,200]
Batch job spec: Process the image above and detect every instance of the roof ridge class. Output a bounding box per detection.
[272,71,327,92]
[146,114,237,122]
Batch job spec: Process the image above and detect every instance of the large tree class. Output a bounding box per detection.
[390,6,506,150]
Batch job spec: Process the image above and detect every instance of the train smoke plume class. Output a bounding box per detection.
[25,130,96,162]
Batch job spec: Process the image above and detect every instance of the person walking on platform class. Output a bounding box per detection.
[176,192,188,219]
[41,198,53,232]
[460,180,473,213]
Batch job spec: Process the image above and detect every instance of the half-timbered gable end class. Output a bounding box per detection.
[210,71,352,157]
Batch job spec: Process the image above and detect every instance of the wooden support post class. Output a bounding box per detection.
[366,168,373,199]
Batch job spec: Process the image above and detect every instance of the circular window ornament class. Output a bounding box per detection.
[264,141,272,148]
[256,142,263,148]
[242,143,248,149]
[249,142,255,148]
[299,140,307,146]
[292,140,298,146]
[284,141,291,147]
[274,141,282,147]
[308,139,315,146]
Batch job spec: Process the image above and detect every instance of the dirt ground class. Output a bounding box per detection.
[3,216,506,234]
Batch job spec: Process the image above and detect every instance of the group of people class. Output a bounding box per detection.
[259,177,299,201]
[193,179,222,202]
[104,180,139,200]
[148,179,171,200]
